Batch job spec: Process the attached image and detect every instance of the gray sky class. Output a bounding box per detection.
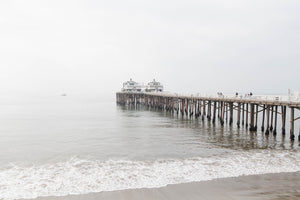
[0,0,299,96]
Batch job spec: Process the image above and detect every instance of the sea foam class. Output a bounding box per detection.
[0,149,299,200]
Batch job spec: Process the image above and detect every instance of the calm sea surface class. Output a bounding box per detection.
[0,94,299,199]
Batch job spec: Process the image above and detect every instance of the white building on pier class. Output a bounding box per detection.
[145,79,163,92]
[121,78,142,92]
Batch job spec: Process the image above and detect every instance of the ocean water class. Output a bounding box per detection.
[0,94,299,200]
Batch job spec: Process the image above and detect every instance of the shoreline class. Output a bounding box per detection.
[29,171,300,200]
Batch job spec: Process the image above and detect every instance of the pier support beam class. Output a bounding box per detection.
[221,102,225,125]
[255,104,258,131]
[290,107,295,140]
[181,99,185,116]
[176,98,179,115]
[270,106,274,131]
[212,101,217,123]
[194,100,197,117]
[242,103,245,125]
[217,102,220,119]
[196,100,200,118]
[202,100,206,121]
[172,98,175,113]
[249,104,255,131]
[207,101,211,120]
[225,103,228,122]
[281,106,286,135]
[189,100,193,117]
[273,106,278,135]
[199,100,202,116]
[261,105,265,131]
[237,103,241,128]
[185,99,189,116]
[245,104,249,127]
[265,106,270,135]
[203,100,206,115]
[229,103,233,125]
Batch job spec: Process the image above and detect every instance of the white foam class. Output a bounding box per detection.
[0,150,300,200]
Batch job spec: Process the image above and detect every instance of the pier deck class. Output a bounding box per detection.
[116,92,300,141]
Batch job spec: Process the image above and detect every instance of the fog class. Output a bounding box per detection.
[1,0,299,96]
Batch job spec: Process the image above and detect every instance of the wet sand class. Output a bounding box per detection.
[31,172,300,200]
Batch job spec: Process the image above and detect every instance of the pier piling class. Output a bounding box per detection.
[270,106,274,131]
[212,101,217,123]
[261,105,265,132]
[246,104,249,127]
[250,104,255,131]
[281,106,286,135]
[255,104,258,131]
[237,103,241,128]
[202,100,206,121]
[290,107,295,140]
[242,103,245,125]
[221,102,225,125]
[273,106,278,135]
[229,103,233,125]
[265,106,270,135]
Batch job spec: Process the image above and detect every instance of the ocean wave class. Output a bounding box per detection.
[0,150,300,200]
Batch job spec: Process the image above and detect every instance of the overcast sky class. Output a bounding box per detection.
[0,0,299,96]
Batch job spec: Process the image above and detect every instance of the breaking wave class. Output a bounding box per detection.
[0,149,300,200]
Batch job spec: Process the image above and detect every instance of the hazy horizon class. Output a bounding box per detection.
[1,0,299,96]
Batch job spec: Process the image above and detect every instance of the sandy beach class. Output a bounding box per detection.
[30,171,300,200]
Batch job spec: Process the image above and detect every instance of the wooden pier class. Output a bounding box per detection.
[116,92,300,141]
